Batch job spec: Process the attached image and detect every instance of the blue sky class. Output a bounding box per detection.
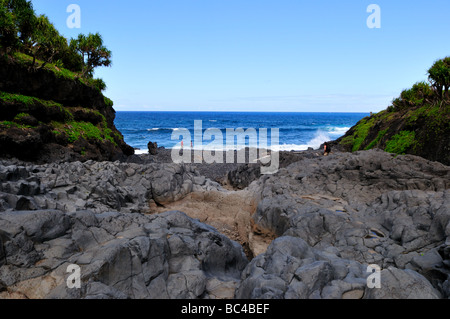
[31,0,450,112]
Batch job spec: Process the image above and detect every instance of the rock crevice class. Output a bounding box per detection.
[0,149,449,299]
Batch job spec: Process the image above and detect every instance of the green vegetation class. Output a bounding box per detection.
[66,121,101,143]
[339,56,450,160]
[385,131,416,155]
[1,90,118,150]
[0,118,34,129]
[390,81,434,111]
[104,96,114,108]
[0,91,74,121]
[0,120,18,128]
[0,90,34,104]
[0,0,110,88]
[0,1,124,160]
[0,0,19,54]
[10,52,107,92]
[13,112,30,121]
[340,116,375,152]
[61,121,117,146]
[351,117,375,152]
[386,57,450,113]
[407,104,447,127]
[428,57,450,100]
[70,33,112,78]
[365,129,387,150]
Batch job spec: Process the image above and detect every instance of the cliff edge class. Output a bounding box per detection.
[334,103,449,166]
[0,54,134,163]
[333,58,450,166]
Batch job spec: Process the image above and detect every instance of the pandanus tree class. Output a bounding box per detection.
[0,0,66,69]
[428,57,450,100]
[28,15,67,70]
[0,1,18,55]
[70,33,112,78]
[0,0,34,55]
[6,0,35,44]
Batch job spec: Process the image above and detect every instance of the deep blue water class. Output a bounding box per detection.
[114,112,368,153]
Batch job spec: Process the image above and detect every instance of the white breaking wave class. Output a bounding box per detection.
[170,131,328,152]
[135,128,349,154]
[272,129,341,152]
[326,126,351,135]
[306,130,332,149]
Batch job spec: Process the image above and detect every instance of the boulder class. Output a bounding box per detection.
[236,236,442,299]
[148,141,158,155]
[0,149,449,299]
[248,149,450,297]
[0,210,248,299]
[0,160,205,214]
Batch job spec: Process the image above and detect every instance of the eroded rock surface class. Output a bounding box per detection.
[0,149,449,299]
[247,149,450,298]
[0,210,248,299]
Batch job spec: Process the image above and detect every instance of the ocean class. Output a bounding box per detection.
[114,112,368,154]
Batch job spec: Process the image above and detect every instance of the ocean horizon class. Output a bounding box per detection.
[114,111,368,154]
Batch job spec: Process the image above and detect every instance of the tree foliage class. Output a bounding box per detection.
[389,57,450,112]
[4,0,35,44]
[392,81,435,110]
[428,57,450,99]
[70,33,112,78]
[0,0,110,80]
[0,0,36,55]
[0,0,19,54]
[28,15,67,69]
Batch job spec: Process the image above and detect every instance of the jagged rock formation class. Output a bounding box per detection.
[236,236,441,299]
[0,149,449,299]
[0,159,225,213]
[0,209,248,299]
[242,149,450,298]
[0,160,235,299]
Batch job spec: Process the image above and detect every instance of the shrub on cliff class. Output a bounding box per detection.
[387,57,450,112]
[337,57,450,165]
[391,81,435,111]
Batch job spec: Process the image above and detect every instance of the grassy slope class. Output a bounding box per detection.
[337,103,450,165]
[0,53,128,160]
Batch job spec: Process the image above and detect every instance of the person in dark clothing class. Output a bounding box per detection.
[323,142,331,156]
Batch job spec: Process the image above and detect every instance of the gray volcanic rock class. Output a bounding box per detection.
[224,149,319,190]
[0,159,242,299]
[147,141,158,155]
[0,160,222,214]
[0,149,449,299]
[247,149,450,298]
[0,210,248,299]
[236,236,441,299]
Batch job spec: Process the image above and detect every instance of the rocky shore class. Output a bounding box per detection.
[0,148,449,299]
